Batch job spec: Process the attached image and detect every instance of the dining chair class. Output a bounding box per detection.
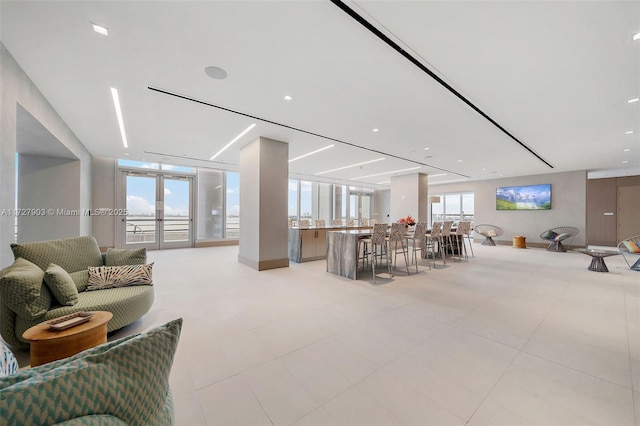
[405,222,430,273]
[388,222,410,276]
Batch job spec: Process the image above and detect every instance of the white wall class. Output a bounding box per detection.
[374,189,391,223]
[17,155,81,242]
[0,44,93,267]
[92,157,117,248]
[431,170,587,246]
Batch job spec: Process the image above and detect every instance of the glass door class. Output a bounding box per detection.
[120,172,193,249]
[161,176,192,249]
[123,174,158,249]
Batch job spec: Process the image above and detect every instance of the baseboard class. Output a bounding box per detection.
[238,255,289,271]
[195,240,239,248]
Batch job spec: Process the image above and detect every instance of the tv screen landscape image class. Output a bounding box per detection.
[496,184,551,210]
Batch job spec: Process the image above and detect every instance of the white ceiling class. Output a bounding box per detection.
[1,0,639,187]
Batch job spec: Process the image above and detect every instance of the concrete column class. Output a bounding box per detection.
[390,173,429,223]
[238,137,289,270]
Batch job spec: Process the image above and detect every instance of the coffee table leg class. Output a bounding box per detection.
[588,256,609,272]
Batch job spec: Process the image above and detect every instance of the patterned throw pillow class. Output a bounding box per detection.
[104,248,147,266]
[43,263,79,306]
[0,318,182,426]
[0,258,51,320]
[623,240,640,253]
[87,264,154,291]
[541,230,559,240]
[0,343,18,377]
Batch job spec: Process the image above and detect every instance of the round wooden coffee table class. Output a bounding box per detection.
[22,311,112,366]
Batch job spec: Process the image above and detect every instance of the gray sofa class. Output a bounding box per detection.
[0,236,154,349]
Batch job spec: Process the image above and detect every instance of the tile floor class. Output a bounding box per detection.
[13,242,640,425]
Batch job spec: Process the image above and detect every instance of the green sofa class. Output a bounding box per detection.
[0,236,154,349]
[0,318,182,426]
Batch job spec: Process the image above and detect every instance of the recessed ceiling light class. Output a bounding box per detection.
[482,168,486,171]
[633,32,640,41]
[372,128,379,132]
[204,66,227,80]
[624,148,631,152]
[289,144,334,163]
[458,159,463,162]
[625,130,634,134]
[124,153,130,156]
[110,88,128,148]
[628,98,640,103]
[91,22,108,36]
[316,158,385,175]
[283,95,293,101]
[351,166,421,180]
[622,160,629,164]
[424,147,430,150]
[210,123,256,160]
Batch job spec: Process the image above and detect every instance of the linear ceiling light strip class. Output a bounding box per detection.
[147,86,469,178]
[330,0,553,169]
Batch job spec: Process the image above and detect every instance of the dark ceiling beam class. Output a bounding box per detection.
[329,0,553,169]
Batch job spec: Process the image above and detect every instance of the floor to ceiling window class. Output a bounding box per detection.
[430,192,474,225]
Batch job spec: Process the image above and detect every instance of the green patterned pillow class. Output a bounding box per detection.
[86,263,154,291]
[44,263,79,306]
[69,270,89,293]
[0,258,51,320]
[0,318,182,426]
[11,236,103,273]
[104,248,147,266]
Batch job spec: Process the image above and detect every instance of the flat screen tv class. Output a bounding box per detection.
[496,184,551,210]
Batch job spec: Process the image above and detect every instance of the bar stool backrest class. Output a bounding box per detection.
[371,223,388,245]
[442,221,454,236]
[298,219,310,229]
[315,219,325,228]
[413,222,427,241]
[331,219,342,226]
[389,223,405,242]
[456,221,471,235]
[430,221,443,238]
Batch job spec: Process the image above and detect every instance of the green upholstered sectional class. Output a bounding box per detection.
[0,236,154,349]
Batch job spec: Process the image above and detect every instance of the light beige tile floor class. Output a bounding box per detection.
[11,242,640,425]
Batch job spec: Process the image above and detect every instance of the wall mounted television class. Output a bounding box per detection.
[496,184,551,210]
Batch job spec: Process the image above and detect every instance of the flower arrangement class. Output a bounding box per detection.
[397,215,416,226]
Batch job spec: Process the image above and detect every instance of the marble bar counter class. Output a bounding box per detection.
[288,226,370,263]
[326,230,372,279]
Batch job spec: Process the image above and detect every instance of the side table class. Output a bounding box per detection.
[22,311,112,366]
[513,236,526,249]
[574,249,620,272]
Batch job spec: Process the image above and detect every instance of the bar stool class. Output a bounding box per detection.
[361,223,391,284]
[331,219,342,226]
[441,221,456,261]
[426,221,446,266]
[315,219,325,228]
[454,221,471,260]
[388,223,410,276]
[405,222,430,273]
